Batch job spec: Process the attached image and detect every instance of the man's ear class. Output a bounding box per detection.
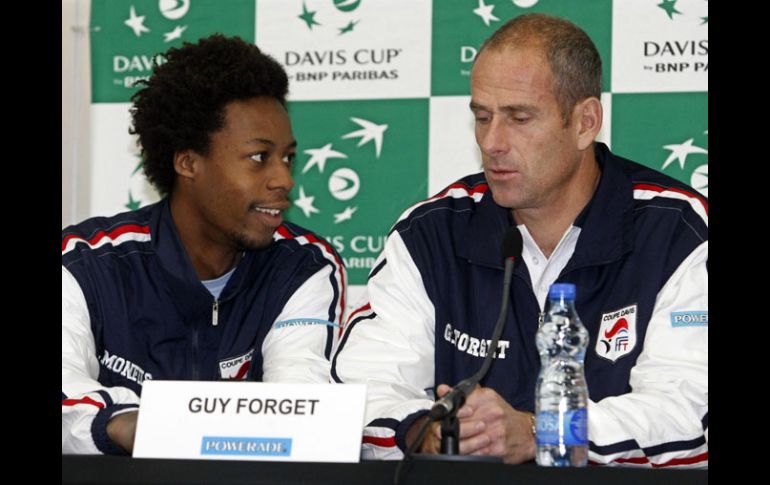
[173,149,197,180]
[573,97,603,151]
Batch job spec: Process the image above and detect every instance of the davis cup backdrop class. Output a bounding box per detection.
[86,0,708,311]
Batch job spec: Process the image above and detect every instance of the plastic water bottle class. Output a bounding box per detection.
[535,283,589,466]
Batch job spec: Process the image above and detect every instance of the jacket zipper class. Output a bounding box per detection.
[191,299,219,380]
[513,271,543,330]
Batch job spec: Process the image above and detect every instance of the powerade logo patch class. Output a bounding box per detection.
[274,318,339,329]
[200,437,292,457]
[671,311,708,327]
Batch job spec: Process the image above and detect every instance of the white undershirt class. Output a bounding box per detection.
[517,223,581,311]
[201,266,236,299]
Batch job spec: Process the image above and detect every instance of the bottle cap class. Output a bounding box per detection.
[549,283,576,300]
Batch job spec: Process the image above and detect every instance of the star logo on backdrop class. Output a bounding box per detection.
[298,1,321,30]
[302,143,348,174]
[656,0,707,25]
[338,20,359,35]
[292,116,388,224]
[125,157,146,210]
[124,6,150,37]
[661,138,708,170]
[163,25,188,42]
[341,118,388,158]
[656,130,708,197]
[296,0,361,34]
[334,206,358,223]
[121,3,190,45]
[657,0,682,20]
[124,151,159,212]
[125,191,142,211]
[295,186,320,218]
[473,0,499,27]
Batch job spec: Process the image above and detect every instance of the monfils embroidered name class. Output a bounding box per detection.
[100,350,152,384]
[443,323,510,359]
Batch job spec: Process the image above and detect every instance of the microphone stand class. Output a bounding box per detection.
[416,252,517,462]
[439,413,460,454]
[394,229,522,485]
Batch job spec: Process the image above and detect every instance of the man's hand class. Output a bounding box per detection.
[106,411,139,453]
[411,384,535,464]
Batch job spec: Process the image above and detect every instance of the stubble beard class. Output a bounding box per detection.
[228,228,274,252]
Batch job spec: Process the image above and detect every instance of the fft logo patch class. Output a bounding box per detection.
[219,349,254,380]
[596,304,637,363]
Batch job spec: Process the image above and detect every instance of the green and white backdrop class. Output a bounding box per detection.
[84,0,708,313]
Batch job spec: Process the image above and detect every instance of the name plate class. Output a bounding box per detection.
[133,381,366,462]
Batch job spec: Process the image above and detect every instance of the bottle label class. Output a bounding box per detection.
[536,409,588,446]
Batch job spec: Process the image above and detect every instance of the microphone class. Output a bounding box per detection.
[428,227,523,420]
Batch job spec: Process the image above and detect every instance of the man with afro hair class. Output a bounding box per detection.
[62,35,346,455]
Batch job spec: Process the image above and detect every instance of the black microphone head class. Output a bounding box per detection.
[501,227,523,262]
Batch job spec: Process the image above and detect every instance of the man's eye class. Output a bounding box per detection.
[250,153,266,162]
[282,153,295,165]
